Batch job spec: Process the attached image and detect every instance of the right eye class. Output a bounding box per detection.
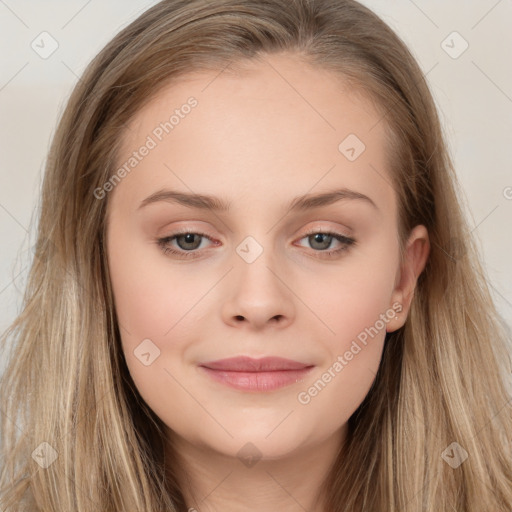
[157,230,218,259]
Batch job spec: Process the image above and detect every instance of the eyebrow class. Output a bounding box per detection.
[138,187,378,212]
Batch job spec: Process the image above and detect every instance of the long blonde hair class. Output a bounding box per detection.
[1,0,511,510]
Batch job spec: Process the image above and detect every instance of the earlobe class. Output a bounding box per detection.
[387,225,430,332]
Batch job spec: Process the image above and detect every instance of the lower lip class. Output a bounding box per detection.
[199,366,314,392]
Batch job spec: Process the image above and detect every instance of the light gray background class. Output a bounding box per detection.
[1,1,511,375]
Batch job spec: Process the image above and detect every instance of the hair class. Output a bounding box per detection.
[1,0,511,510]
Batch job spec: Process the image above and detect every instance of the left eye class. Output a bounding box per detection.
[295,231,356,255]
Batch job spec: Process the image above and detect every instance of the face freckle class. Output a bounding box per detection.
[106,52,410,463]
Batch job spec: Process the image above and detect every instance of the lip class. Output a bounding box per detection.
[199,356,314,392]
[200,356,312,372]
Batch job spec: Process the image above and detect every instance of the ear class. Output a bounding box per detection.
[387,225,430,332]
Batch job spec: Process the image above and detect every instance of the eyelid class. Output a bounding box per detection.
[157,228,218,259]
[293,227,356,257]
[299,225,353,239]
[156,224,356,259]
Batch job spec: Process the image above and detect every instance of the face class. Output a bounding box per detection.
[106,53,427,462]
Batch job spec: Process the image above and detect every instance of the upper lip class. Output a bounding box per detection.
[199,356,313,372]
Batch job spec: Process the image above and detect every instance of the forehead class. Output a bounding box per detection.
[112,53,396,217]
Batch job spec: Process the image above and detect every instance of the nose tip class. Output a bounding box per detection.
[222,266,294,330]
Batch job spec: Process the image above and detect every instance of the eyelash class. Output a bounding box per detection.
[156,228,356,260]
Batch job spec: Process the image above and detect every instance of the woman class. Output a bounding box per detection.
[1,0,511,510]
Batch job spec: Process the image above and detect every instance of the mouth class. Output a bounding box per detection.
[198,356,315,392]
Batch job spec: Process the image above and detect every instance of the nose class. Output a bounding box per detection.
[221,250,296,331]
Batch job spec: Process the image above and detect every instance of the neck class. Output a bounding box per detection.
[165,426,346,512]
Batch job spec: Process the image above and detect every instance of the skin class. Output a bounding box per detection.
[106,52,430,512]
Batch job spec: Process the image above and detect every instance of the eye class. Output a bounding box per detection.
[157,230,217,259]
[156,228,356,260]
[295,229,356,259]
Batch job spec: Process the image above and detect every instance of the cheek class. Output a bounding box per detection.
[295,284,393,425]
[292,248,398,414]
[106,226,218,419]
[299,251,398,346]
[296,339,384,429]
[108,231,207,340]
[107,231,207,419]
